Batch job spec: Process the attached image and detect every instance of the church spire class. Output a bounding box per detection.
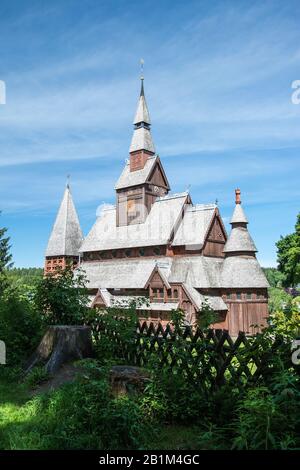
[129,70,155,169]
[133,77,151,126]
[44,184,83,274]
[223,189,257,256]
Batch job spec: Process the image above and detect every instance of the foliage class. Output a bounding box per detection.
[196,298,219,330]
[24,367,51,388]
[0,295,43,366]
[89,298,147,362]
[0,216,13,297]
[34,266,89,325]
[268,295,300,339]
[232,368,300,449]
[0,362,156,450]
[263,267,286,288]
[5,268,43,303]
[268,287,292,314]
[276,212,300,287]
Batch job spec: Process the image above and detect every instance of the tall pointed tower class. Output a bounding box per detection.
[115,76,170,226]
[129,77,155,171]
[44,183,83,274]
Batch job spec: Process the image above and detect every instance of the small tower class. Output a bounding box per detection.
[114,74,170,226]
[44,182,83,274]
[223,189,257,257]
[129,76,155,171]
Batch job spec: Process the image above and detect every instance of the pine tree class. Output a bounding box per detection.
[0,214,13,295]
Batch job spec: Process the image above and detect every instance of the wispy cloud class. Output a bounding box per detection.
[0,0,299,266]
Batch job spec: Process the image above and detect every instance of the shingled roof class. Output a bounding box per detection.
[115,156,157,190]
[80,192,189,252]
[45,185,83,257]
[172,204,217,247]
[224,201,257,254]
[223,226,257,253]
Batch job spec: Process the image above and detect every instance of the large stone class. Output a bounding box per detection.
[24,325,93,375]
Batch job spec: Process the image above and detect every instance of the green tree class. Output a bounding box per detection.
[276,213,300,287]
[263,267,285,288]
[0,216,13,296]
[34,266,89,325]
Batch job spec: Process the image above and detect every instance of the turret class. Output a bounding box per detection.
[223,189,257,257]
[44,182,83,274]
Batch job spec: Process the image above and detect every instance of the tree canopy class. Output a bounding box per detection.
[276,212,300,287]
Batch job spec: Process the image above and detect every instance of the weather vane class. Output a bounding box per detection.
[66,174,71,188]
[140,58,144,80]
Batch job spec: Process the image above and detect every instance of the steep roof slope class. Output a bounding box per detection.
[45,185,83,257]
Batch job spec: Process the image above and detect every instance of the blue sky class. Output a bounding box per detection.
[0,0,299,267]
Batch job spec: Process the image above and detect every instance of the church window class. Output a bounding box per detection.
[153,288,164,299]
[125,249,132,257]
[139,248,145,256]
[112,250,117,258]
[153,246,161,256]
[173,288,179,298]
[247,293,251,300]
[236,292,241,300]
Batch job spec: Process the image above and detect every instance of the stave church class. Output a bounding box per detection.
[44,76,269,336]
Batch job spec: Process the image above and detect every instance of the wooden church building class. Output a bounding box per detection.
[45,77,269,336]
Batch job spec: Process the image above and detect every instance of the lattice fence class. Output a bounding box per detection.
[90,315,294,390]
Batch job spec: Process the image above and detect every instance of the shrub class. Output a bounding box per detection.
[34,266,89,325]
[0,296,43,367]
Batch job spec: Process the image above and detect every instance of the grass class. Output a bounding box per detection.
[0,374,222,450]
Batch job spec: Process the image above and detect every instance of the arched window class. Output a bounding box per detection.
[173,289,178,299]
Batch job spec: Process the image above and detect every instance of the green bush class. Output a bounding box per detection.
[34,266,89,326]
[0,296,43,367]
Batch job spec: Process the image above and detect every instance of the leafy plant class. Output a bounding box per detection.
[24,367,50,388]
[0,296,43,367]
[34,266,89,325]
[276,212,300,287]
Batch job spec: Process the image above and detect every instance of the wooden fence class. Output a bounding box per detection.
[91,316,295,390]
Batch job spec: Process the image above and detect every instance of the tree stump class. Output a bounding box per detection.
[24,326,93,375]
[109,365,151,397]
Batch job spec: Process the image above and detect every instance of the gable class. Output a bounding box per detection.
[147,159,170,189]
[145,266,171,289]
[205,214,227,243]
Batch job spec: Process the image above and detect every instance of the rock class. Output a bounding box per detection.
[24,325,93,375]
[109,365,151,397]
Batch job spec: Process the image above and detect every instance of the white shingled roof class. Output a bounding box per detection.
[183,284,227,311]
[220,257,269,288]
[80,192,188,252]
[45,186,83,257]
[168,256,223,288]
[80,258,172,289]
[231,204,248,224]
[115,156,157,190]
[223,226,257,253]
[172,204,216,247]
[129,126,155,153]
